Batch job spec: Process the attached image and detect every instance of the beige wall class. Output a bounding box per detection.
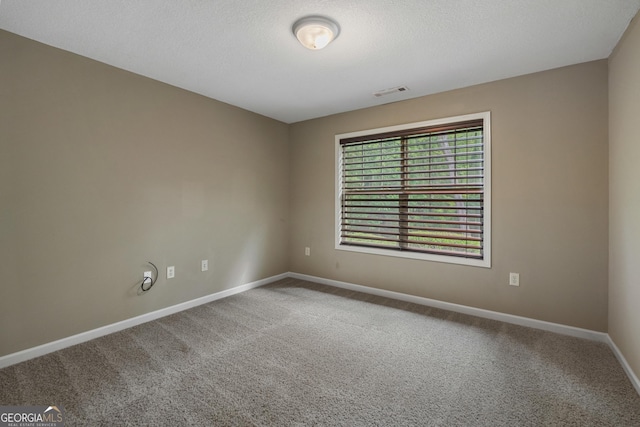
[0,30,290,357]
[609,14,640,377]
[290,61,609,331]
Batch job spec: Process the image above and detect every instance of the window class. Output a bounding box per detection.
[335,112,491,267]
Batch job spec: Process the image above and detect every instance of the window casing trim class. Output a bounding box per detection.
[334,112,491,268]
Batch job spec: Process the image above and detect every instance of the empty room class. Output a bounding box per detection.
[1,1,640,425]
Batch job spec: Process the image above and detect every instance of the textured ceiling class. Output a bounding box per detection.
[1,0,639,123]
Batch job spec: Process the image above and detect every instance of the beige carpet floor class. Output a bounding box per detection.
[1,277,639,426]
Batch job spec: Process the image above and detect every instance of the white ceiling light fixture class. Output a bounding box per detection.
[292,16,340,50]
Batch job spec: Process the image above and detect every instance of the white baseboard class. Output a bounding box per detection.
[607,336,640,396]
[0,273,288,369]
[288,272,608,342]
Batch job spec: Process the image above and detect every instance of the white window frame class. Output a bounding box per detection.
[335,112,491,268]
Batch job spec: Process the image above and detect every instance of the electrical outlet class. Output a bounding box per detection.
[509,272,520,287]
[201,260,208,272]
[167,266,175,279]
[143,271,153,281]
[305,247,311,256]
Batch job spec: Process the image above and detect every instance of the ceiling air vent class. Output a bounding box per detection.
[373,86,409,97]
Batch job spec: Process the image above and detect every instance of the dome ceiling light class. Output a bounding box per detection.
[292,16,340,50]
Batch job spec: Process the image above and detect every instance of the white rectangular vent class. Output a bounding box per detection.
[373,86,409,97]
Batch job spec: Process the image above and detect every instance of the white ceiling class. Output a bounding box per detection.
[1,1,639,124]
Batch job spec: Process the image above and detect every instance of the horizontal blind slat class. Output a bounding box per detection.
[341,234,482,251]
[341,119,484,145]
[343,141,483,158]
[343,216,483,225]
[344,225,483,237]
